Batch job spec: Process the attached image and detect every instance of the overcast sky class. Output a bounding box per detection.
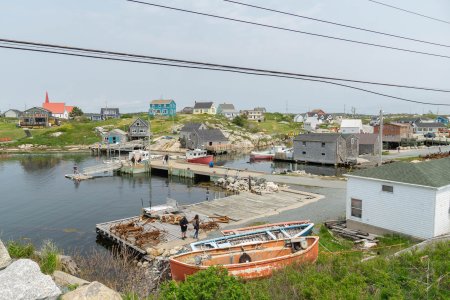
[1,0,449,115]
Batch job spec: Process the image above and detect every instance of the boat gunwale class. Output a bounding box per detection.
[221,220,311,235]
[171,236,319,271]
[190,223,315,251]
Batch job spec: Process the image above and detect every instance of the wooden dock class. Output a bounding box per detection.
[150,160,265,180]
[95,188,323,257]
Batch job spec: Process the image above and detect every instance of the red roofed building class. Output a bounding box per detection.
[42,92,74,119]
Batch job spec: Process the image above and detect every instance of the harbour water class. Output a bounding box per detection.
[0,153,346,253]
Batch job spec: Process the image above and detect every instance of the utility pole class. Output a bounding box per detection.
[379,109,383,166]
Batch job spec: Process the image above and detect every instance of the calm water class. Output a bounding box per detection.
[0,153,343,252]
[215,153,347,177]
[0,154,216,252]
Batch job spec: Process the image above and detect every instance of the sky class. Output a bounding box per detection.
[1,0,449,115]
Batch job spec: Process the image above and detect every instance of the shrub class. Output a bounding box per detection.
[232,115,246,127]
[7,240,35,258]
[39,240,61,274]
[158,267,249,300]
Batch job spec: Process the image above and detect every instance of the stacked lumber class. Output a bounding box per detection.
[325,220,378,242]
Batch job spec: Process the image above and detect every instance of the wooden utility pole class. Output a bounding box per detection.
[379,109,383,166]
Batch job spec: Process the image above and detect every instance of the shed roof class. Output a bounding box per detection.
[181,123,204,132]
[218,103,236,111]
[151,99,174,104]
[294,133,341,142]
[196,129,228,142]
[346,157,450,188]
[415,122,445,128]
[194,102,214,109]
[130,117,148,127]
[110,129,127,135]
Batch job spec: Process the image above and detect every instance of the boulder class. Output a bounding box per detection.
[0,240,11,270]
[61,281,121,300]
[59,255,79,275]
[0,259,61,300]
[53,270,89,288]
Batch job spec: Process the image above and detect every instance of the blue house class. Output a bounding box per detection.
[436,116,449,126]
[149,99,176,117]
[104,129,128,144]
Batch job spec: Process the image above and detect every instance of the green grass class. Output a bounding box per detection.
[67,284,79,291]
[157,241,449,300]
[7,240,35,258]
[39,240,61,274]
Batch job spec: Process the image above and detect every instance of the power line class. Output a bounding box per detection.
[224,0,450,48]
[1,38,449,93]
[367,0,450,25]
[125,0,450,60]
[0,40,449,106]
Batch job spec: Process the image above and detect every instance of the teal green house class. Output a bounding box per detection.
[149,99,176,117]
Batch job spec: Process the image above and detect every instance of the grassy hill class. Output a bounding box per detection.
[0,113,302,149]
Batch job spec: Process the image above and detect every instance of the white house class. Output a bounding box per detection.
[339,119,363,134]
[2,109,22,118]
[293,114,304,123]
[303,116,321,132]
[345,158,450,239]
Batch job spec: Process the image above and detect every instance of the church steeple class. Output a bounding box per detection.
[45,91,49,103]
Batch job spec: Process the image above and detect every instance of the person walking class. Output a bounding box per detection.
[179,216,188,240]
[164,154,169,165]
[191,215,200,239]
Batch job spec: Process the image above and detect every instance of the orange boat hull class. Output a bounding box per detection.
[170,237,319,281]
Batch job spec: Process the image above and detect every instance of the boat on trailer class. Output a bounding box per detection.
[171,236,319,281]
[190,222,314,251]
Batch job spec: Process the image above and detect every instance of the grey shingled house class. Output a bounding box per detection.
[179,123,229,150]
[356,134,380,155]
[128,117,149,140]
[293,133,359,165]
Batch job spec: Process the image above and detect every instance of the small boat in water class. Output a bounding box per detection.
[190,222,314,251]
[170,236,319,281]
[186,149,213,165]
[250,146,288,160]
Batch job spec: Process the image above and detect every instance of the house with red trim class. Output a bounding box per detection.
[42,92,74,119]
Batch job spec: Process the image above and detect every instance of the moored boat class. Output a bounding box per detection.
[170,236,319,281]
[190,222,314,251]
[186,149,213,165]
[250,146,288,160]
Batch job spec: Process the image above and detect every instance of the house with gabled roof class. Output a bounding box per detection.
[2,109,22,118]
[217,103,239,119]
[128,117,149,140]
[100,108,120,119]
[436,116,449,126]
[345,158,450,239]
[42,92,74,119]
[179,123,229,150]
[193,102,216,114]
[149,99,176,117]
[413,122,446,135]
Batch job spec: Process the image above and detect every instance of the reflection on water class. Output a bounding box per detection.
[0,154,212,252]
[215,153,347,176]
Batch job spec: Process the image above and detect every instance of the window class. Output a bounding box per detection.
[302,151,306,155]
[351,198,362,218]
[302,142,306,146]
[382,185,394,193]
[322,153,325,156]
[321,142,325,147]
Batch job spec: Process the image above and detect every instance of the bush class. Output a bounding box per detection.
[7,240,35,258]
[158,267,249,300]
[232,115,246,127]
[39,240,61,274]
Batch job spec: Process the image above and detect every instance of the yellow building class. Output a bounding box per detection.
[193,101,216,114]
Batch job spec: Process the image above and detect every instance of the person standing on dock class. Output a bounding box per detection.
[164,154,169,165]
[191,215,200,239]
[180,216,188,240]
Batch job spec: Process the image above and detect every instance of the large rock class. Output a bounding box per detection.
[0,259,61,300]
[61,281,121,300]
[53,270,89,288]
[59,255,79,275]
[0,240,11,270]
